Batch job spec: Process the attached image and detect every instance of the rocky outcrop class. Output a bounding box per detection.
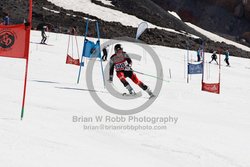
[242,32,250,43]
[207,0,240,12]
[244,2,250,20]
[234,3,244,17]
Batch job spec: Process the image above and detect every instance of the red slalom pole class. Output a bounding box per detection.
[21,58,29,120]
[21,0,32,120]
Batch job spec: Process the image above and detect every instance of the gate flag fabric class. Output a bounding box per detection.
[0,0,32,120]
[0,24,30,59]
[81,39,101,59]
[201,49,221,94]
[188,62,203,74]
[66,54,80,66]
[77,19,105,86]
[202,82,220,94]
[65,34,81,66]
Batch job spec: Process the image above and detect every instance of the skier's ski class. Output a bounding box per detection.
[122,93,136,96]
[149,94,156,99]
[30,42,54,46]
[122,93,156,100]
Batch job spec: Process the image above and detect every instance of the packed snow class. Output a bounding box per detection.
[1,1,250,166]
[96,0,114,7]
[0,30,250,167]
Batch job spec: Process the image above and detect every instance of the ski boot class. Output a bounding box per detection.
[126,85,136,95]
[145,87,155,98]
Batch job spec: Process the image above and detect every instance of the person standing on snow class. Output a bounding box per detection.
[3,13,10,25]
[209,51,219,65]
[197,48,202,62]
[40,25,47,44]
[224,49,230,66]
[109,44,154,97]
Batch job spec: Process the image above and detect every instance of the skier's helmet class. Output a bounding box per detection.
[114,44,122,52]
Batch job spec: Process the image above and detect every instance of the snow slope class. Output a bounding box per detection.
[0,31,250,167]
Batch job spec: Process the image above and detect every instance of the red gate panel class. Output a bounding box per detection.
[202,82,220,94]
[0,24,30,59]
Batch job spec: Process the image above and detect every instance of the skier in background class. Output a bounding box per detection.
[197,47,202,62]
[209,51,218,64]
[40,25,47,44]
[224,49,230,66]
[109,44,154,97]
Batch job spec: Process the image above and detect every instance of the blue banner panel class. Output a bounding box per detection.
[188,62,203,74]
[82,40,101,58]
[90,41,101,58]
[82,40,95,58]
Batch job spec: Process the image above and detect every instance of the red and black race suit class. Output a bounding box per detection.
[109,51,132,75]
[109,51,147,90]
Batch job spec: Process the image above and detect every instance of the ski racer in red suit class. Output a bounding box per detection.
[109,44,154,97]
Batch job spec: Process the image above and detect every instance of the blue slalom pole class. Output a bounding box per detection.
[96,22,106,87]
[77,18,89,84]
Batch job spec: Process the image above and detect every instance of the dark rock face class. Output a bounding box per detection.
[151,0,250,41]
[0,0,249,58]
[111,0,206,38]
[108,0,250,57]
[234,3,244,18]
[242,32,250,43]
[245,2,250,20]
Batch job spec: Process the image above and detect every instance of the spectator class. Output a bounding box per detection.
[102,45,109,61]
[224,49,230,67]
[3,13,10,25]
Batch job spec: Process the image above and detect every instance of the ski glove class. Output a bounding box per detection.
[125,64,132,71]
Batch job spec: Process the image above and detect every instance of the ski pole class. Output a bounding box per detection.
[133,70,169,83]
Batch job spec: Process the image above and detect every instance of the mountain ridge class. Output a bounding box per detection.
[1,0,250,58]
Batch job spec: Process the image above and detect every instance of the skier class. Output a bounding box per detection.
[102,45,108,61]
[109,44,154,97]
[3,13,10,25]
[209,51,218,64]
[40,25,47,44]
[224,49,230,66]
